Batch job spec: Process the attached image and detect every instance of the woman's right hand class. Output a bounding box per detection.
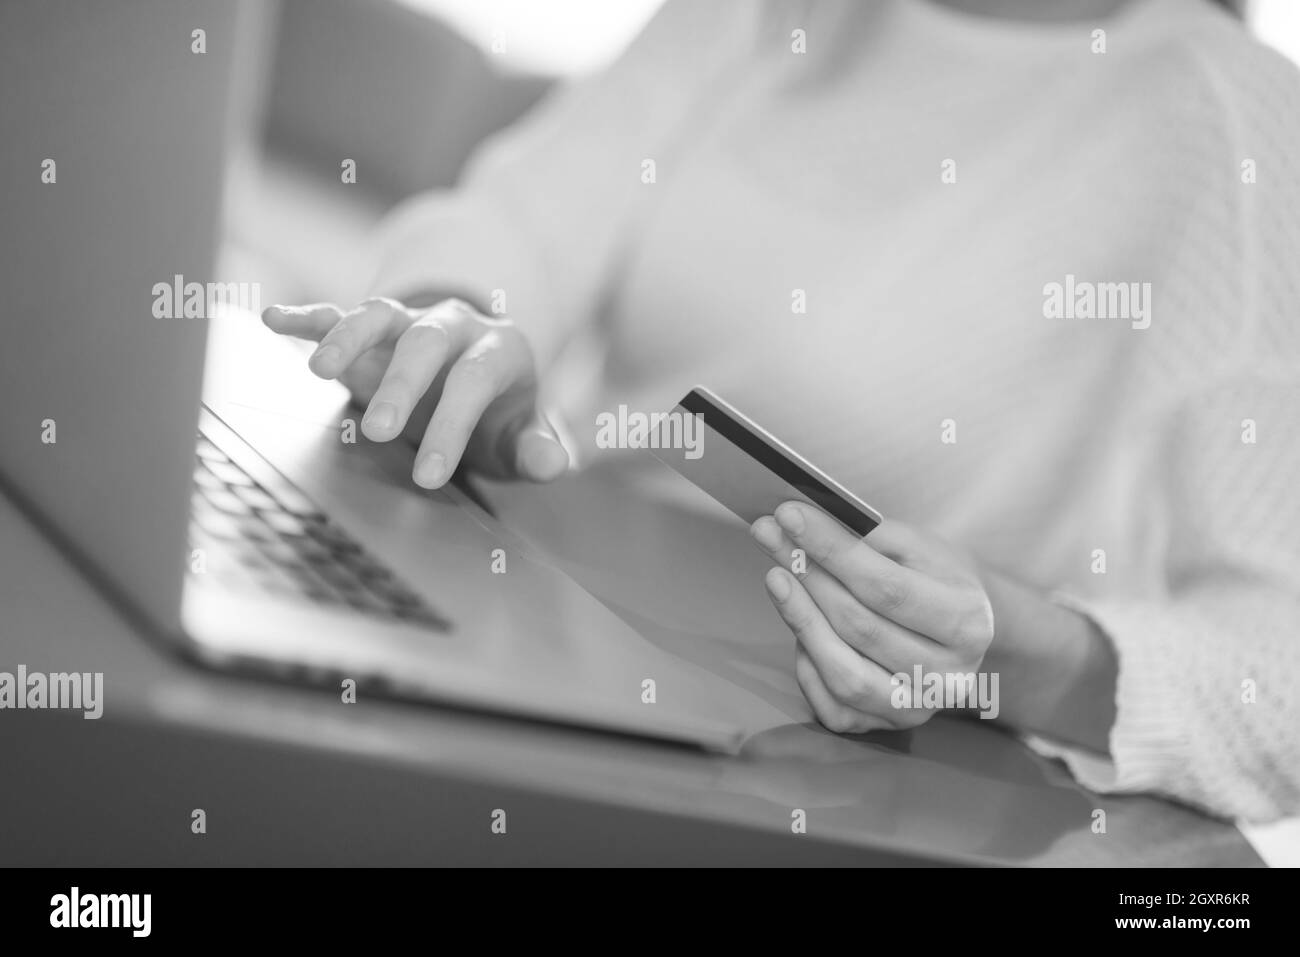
[262,296,569,488]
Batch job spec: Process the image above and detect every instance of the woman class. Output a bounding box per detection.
[263,0,1300,821]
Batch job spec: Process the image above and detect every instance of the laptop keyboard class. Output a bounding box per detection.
[187,426,449,630]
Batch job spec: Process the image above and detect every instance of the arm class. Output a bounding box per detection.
[754,38,1300,823]
[753,414,1300,824]
[264,2,762,486]
[980,569,1117,753]
[365,0,764,371]
[749,507,1119,749]
[1019,376,1300,821]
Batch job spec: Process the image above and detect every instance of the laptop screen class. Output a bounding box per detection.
[0,0,238,633]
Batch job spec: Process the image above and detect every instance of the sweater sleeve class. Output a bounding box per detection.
[1032,375,1300,823]
[1027,43,1300,824]
[366,0,761,369]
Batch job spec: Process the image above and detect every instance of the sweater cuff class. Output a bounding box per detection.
[1023,592,1199,799]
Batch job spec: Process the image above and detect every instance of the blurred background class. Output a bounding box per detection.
[222,0,661,310]
[220,0,1300,314]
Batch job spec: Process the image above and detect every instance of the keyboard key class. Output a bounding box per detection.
[374,583,425,607]
[393,605,449,629]
[313,564,367,594]
[237,517,279,544]
[195,437,228,463]
[192,466,225,491]
[202,488,253,516]
[266,484,321,517]
[233,485,279,511]
[352,561,397,583]
[308,522,362,553]
[191,509,243,540]
[277,565,325,593]
[290,539,334,564]
[204,460,256,487]
[190,429,445,629]
[238,553,272,572]
[254,539,304,566]
[298,582,342,604]
[262,511,308,538]
[346,593,393,617]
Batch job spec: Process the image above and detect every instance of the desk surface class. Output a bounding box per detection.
[0,486,1262,866]
[0,314,1269,867]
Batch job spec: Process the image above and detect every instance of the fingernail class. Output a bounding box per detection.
[750,516,782,551]
[414,453,446,487]
[311,345,341,367]
[774,503,805,537]
[527,440,569,480]
[766,567,791,602]
[365,401,397,432]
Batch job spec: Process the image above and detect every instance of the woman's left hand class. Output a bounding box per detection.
[751,502,996,733]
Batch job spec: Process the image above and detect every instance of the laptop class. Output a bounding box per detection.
[0,0,786,754]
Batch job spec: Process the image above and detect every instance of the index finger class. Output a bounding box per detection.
[262,303,344,341]
[764,567,897,714]
[307,297,415,379]
[773,503,965,638]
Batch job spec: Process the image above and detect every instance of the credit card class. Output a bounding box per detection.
[649,386,882,537]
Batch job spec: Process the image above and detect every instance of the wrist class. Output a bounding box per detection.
[980,569,1118,752]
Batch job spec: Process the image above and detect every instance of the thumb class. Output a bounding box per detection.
[511,410,570,482]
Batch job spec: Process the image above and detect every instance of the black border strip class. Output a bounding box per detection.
[679,389,880,537]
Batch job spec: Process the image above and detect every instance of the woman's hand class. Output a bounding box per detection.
[751,503,995,733]
[262,297,568,488]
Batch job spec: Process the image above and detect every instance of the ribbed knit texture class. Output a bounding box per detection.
[370,0,1300,821]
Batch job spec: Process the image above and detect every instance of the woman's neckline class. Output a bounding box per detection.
[906,0,1167,51]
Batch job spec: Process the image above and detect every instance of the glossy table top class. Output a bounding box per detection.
[0,475,1260,866]
[0,316,1263,866]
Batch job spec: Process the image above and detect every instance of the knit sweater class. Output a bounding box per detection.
[369,0,1300,822]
